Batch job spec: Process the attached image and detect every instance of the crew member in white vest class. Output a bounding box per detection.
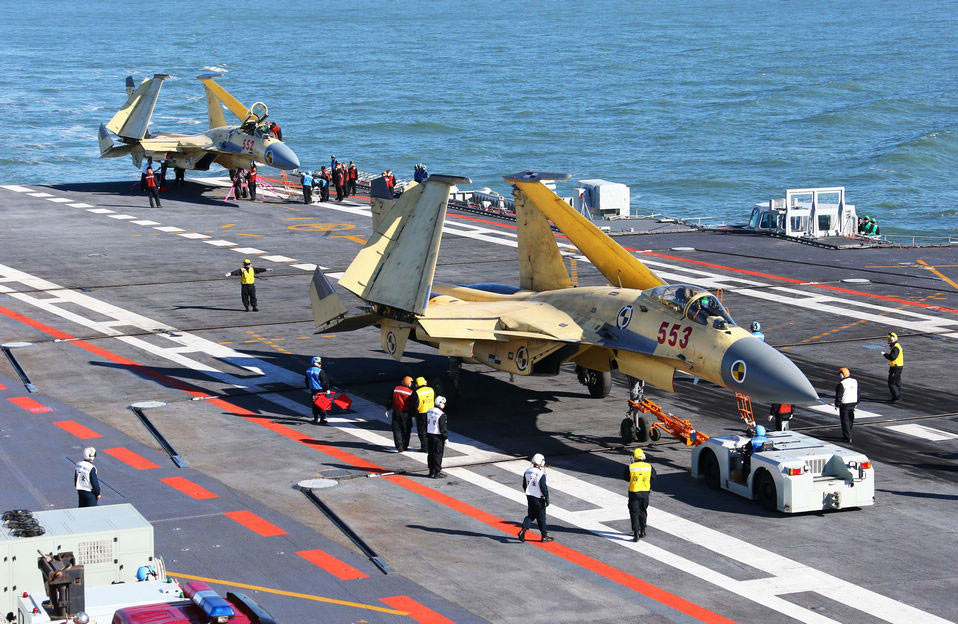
[835,367,859,443]
[74,447,101,507]
[426,396,448,478]
[518,453,553,543]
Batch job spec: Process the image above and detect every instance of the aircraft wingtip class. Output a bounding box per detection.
[504,170,572,183]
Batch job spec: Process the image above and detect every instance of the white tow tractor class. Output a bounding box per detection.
[690,430,875,513]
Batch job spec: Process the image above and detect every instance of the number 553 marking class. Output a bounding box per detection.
[657,322,692,348]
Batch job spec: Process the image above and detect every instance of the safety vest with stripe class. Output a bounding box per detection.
[415,386,434,413]
[426,407,443,434]
[888,343,903,367]
[524,466,545,498]
[392,385,413,412]
[628,461,652,493]
[75,460,95,492]
[838,377,858,405]
[240,267,256,285]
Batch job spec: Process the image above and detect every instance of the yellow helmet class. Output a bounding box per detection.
[243,258,252,264]
[632,448,645,461]
[887,332,898,341]
[415,377,428,387]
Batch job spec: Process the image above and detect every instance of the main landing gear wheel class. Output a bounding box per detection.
[620,418,636,444]
[586,370,612,398]
[754,470,778,511]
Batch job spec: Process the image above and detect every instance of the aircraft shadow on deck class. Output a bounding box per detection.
[48,180,230,208]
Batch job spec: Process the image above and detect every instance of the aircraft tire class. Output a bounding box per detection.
[701,450,721,490]
[754,470,777,511]
[635,416,650,443]
[620,418,636,444]
[586,370,612,398]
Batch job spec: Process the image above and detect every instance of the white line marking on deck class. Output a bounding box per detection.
[1,185,33,192]
[203,239,237,247]
[45,197,72,203]
[86,208,114,214]
[178,233,211,239]
[27,192,53,197]
[231,247,266,254]
[153,226,185,232]
[68,203,93,208]
[808,404,884,420]
[260,255,296,263]
[131,220,160,226]
[291,263,317,271]
[107,214,136,220]
[884,424,958,441]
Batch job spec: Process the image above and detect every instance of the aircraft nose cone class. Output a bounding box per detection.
[265,142,300,170]
[720,337,820,405]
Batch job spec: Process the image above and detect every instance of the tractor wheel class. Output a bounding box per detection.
[701,450,721,490]
[620,418,636,444]
[649,426,661,442]
[754,470,778,512]
[586,370,612,398]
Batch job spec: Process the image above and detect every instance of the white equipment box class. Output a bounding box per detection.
[16,579,180,623]
[573,179,630,219]
[690,430,875,513]
[1,504,156,615]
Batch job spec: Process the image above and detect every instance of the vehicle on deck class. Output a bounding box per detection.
[690,430,875,513]
[744,187,859,238]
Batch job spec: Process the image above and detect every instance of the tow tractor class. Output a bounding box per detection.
[691,430,875,513]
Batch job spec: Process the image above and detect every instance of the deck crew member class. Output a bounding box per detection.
[883,332,903,403]
[624,448,655,541]
[333,164,344,201]
[835,367,858,443]
[319,166,331,202]
[268,121,282,141]
[248,165,258,201]
[426,396,449,478]
[140,158,152,190]
[769,403,793,431]
[144,167,162,208]
[301,170,313,203]
[347,161,358,195]
[387,376,415,451]
[225,258,271,311]
[74,447,100,508]
[174,166,185,186]
[750,321,765,342]
[306,356,331,424]
[740,424,768,479]
[408,377,434,451]
[518,454,553,543]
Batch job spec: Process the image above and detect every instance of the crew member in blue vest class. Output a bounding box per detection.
[301,170,313,203]
[74,447,101,507]
[518,453,553,543]
[740,425,769,479]
[426,396,448,478]
[306,356,331,424]
[225,259,271,311]
[624,448,655,541]
[750,321,765,342]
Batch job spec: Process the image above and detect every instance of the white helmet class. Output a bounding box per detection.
[435,395,446,408]
[312,356,322,366]
[531,453,545,467]
[82,447,96,461]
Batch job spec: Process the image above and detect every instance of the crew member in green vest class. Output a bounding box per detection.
[624,448,655,542]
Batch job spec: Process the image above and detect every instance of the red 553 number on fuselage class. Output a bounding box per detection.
[657,322,692,348]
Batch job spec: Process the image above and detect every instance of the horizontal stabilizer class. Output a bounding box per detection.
[106,74,168,140]
[97,124,132,158]
[338,175,471,315]
[309,267,347,330]
[507,173,666,290]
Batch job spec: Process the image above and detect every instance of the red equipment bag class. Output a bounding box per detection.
[333,393,352,410]
[313,392,333,410]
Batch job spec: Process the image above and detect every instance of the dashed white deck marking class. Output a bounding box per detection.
[177,232,211,240]
[68,203,94,208]
[231,247,266,254]
[885,424,958,441]
[27,192,53,197]
[291,263,317,271]
[131,220,160,226]
[86,208,114,214]
[260,255,296,263]
[326,272,344,279]
[0,261,948,624]
[45,196,72,203]
[1,185,33,192]
[107,214,137,220]
[203,239,236,247]
[153,226,185,233]
[808,404,884,420]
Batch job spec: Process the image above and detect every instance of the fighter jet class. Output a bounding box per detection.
[97,74,299,173]
[309,171,819,421]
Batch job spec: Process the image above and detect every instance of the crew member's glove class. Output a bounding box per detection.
[544,499,550,507]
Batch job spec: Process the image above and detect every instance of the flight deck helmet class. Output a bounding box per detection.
[402,376,414,387]
[632,448,645,461]
[839,367,850,378]
[415,376,428,388]
[312,356,322,366]
[887,332,898,342]
[435,396,447,409]
[531,453,545,467]
[82,447,96,462]
[755,425,767,437]
[750,321,761,333]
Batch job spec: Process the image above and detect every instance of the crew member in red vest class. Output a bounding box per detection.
[347,161,358,196]
[144,167,162,208]
[319,166,331,202]
[248,165,258,201]
[769,403,793,431]
[387,376,415,451]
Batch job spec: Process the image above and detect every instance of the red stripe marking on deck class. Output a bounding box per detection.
[379,596,455,624]
[53,420,101,439]
[103,447,160,470]
[296,549,368,580]
[223,510,287,537]
[0,382,8,390]
[8,396,53,413]
[160,476,218,500]
[0,305,735,624]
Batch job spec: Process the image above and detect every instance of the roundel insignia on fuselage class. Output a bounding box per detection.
[617,305,634,329]
[385,331,397,354]
[731,360,747,383]
[515,346,529,371]
[265,150,273,165]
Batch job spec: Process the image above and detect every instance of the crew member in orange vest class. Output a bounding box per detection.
[144,167,162,208]
[347,161,358,196]
[248,165,258,201]
[387,376,415,451]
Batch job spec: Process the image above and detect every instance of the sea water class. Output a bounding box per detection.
[0,0,954,237]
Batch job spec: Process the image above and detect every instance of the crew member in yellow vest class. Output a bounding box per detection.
[408,376,434,451]
[225,259,272,311]
[624,448,655,541]
[883,332,903,403]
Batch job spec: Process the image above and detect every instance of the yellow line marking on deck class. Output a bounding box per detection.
[917,260,958,290]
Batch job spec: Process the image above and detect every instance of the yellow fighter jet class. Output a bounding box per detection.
[97,74,299,173]
[310,171,819,426]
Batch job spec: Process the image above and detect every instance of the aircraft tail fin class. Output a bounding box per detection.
[506,171,666,290]
[513,182,573,291]
[197,74,250,122]
[105,74,168,140]
[200,78,228,129]
[338,174,471,315]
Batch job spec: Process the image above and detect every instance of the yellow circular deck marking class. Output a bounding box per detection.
[288,223,354,232]
[167,571,407,615]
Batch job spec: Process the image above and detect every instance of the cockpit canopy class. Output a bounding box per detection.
[648,284,736,327]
